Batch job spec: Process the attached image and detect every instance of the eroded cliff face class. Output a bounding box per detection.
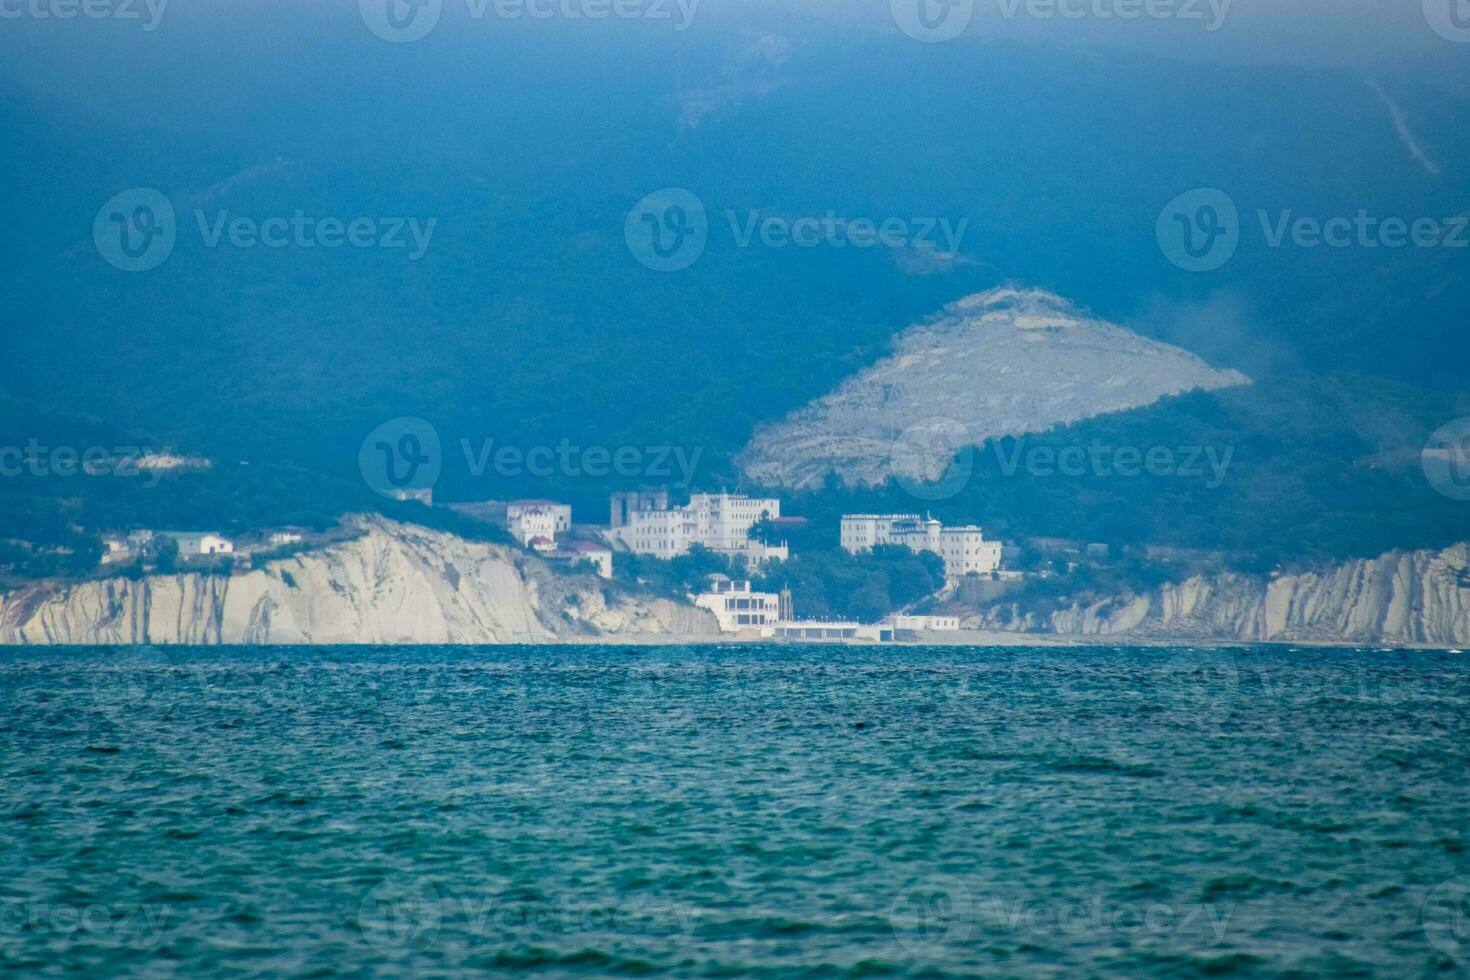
[0,519,717,645]
[6,521,1467,646]
[973,544,1470,645]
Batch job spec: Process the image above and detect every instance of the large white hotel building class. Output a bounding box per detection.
[840,514,1001,581]
[604,492,788,563]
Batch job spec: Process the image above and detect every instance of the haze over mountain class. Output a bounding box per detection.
[2,0,1468,568]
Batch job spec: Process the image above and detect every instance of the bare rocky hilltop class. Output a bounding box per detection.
[738,287,1251,489]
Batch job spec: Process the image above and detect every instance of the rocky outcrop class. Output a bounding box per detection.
[738,287,1250,489]
[971,544,1470,645]
[0,518,718,645]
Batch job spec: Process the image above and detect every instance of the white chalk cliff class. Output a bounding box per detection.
[738,287,1250,489]
[972,543,1470,646]
[0,518,717,645]
[4,520,1467,647]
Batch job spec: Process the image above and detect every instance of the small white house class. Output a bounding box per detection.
[157,532,235,557]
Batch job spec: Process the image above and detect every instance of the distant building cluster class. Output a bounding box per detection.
[100,528,306,568]
[689,576,966,643]
[86,485,1017,635]
[449,498,612,577]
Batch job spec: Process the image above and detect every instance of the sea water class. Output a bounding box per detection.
[2,646,1468,977]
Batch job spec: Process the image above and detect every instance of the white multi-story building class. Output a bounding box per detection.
[692,578,785,632]
[507,500,572,550]
[605,493,788,563]
[840,514,1001,581]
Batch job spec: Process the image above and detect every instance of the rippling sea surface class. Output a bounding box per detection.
[3,646,1470,977]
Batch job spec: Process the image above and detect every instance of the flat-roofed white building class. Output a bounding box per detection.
[692,577,783,632]
[840,514,1001,582]
[886,614,962,632]
[839,514,919,552]
[156,532,235,557]
[762,621,894,643]
[605,492,787,564]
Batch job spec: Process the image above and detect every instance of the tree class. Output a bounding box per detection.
[747,516,780,546]
[155,536,180,573]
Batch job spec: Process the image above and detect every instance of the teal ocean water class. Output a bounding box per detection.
[2,646,1469,977]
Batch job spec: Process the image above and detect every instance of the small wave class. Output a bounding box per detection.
[1045,756,1164,778]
